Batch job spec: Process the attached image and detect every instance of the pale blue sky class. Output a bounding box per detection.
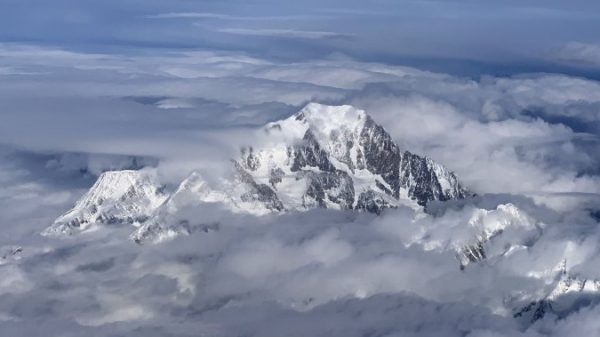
[2,0,600,77]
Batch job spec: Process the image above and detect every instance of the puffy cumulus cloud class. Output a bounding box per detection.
[354,93,599,198]
[345,77,600,207]
[0,195,599,336]
[0,148,95,242]
[2,45,600,196]
[2,43,600,336]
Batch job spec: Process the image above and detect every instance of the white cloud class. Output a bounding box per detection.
[217,28,353,40]
[1,43,600,336]
[1,44,599,204]
[146,12,325,21]
[553,42,600,67]
[147,12,243,20]
[0,198,596,336]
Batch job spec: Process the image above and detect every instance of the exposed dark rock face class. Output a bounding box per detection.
[355,190,391,215]
[301,170,355,209]
[329,128,358,172]
[375,180,393,197]
[359,116,401,198]
[233,161,284,211]
[0,246,23,261]
[514,300,552,322]
[458,241,486,270]
[291,130,335,172]
[400,151,469,206]
[241,147,260,171]
[269,168,285,189]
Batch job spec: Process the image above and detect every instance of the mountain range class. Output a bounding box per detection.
[44,103,470,242]
[41,103,599,320]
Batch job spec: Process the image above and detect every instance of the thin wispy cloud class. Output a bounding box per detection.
[146,12,328,21]
[216,28,354,40]
[553,42,600,67]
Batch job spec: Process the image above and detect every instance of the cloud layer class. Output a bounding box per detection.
[1,44,599,202]
[3,2,600,335]
[3,0,600,76]
[0,37,600,336]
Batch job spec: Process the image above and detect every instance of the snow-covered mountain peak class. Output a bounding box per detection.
[83,170,158,199]
[294,103,366,133]
[468,203,535,238]
[42,169,168,236]
[452,204,540,269]
[236,103,471,216]
[265,103,367,143]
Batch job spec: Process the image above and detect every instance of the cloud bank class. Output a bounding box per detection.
[0,40,600,336]
[1,44,599,201]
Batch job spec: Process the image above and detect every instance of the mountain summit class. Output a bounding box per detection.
[44,103,470,242]
[238,103,469,211]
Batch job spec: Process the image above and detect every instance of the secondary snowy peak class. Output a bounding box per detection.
[514,260,600,323]
[457,204,537,268]
[43,169,168,236]
[401,203,539,269]
[130,169,282,244]
[160,171,230,213]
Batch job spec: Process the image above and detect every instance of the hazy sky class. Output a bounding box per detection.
[2,0,600,77]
